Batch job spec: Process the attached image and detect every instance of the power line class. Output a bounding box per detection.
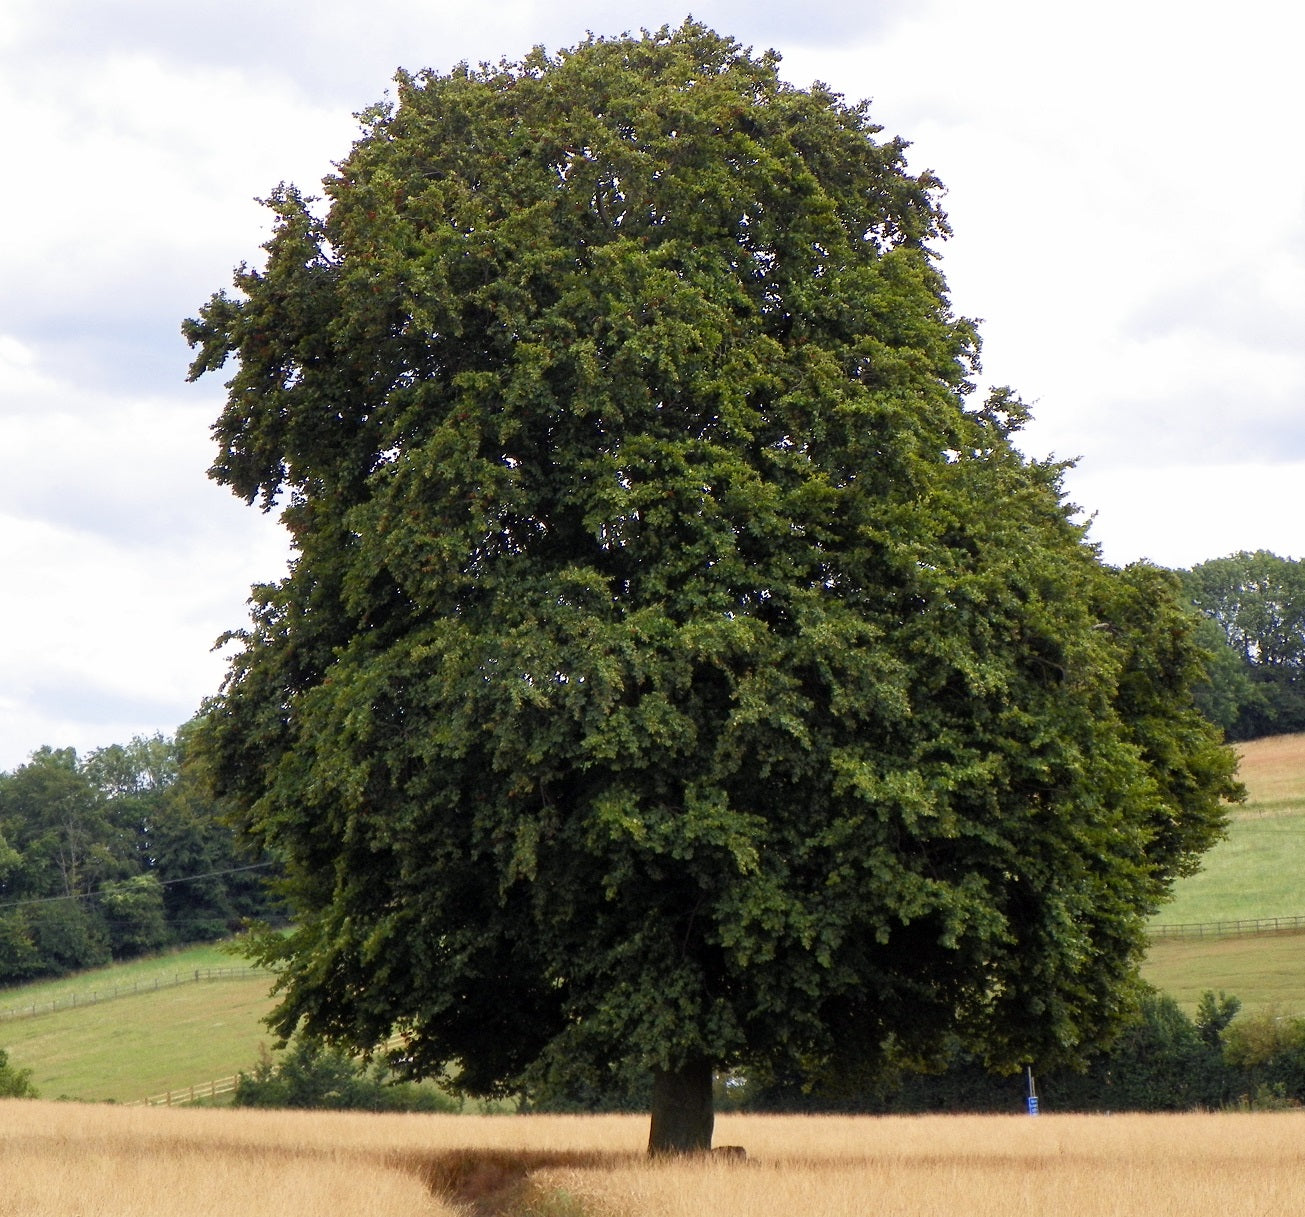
[0,862,277,913]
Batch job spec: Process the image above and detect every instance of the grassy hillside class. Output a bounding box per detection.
[1142,732,1305,1012]
[0,943,277,1101]
[0,942,247,1014]
[1151,733,1305,927]
[1142,933,1305,1012]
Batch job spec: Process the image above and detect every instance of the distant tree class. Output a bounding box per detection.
[1195,988,1242,1050]
[1046,990,1223,1112]
[744,988,1240,1114]
[0,730,279,982]
[1184,552,1305,667]
[187,23,1240,1153]
[234,1039,458,1112]
[89,727,278,941]
[1,747,123,901]
[1188,617,1261,737]
[0,748,118,976]
[1222,1008,1305,1105]
[1181,551,1305,739]
[0,1048,37,1099]
[97,874,169,957]
[0,913,42,982]
[25,900,110,974]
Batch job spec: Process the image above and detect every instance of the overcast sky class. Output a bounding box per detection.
[1,0,1301,770]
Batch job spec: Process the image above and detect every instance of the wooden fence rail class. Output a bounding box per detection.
[129,1033,412,1108]
[0,967,264,1023]
[134,1075,241,1107]
[1149,914,1305,940]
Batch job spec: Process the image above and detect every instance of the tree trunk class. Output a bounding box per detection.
[648,1056,714,1156]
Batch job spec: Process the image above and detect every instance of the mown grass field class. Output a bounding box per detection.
[0,941,241,1013]
[0,944,277,1101]
[1152,733,1305,926]
[6,1101,1305,1217]
[1142,732,1305,1012]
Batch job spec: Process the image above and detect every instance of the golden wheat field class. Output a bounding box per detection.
[1234,732,1305,805]
[5,1102,1305,1217]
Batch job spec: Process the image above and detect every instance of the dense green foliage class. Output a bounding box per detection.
[233,1038,459,1111]
[186,22,1239,1149]
[741,988,1257,1114]
[0,731,276,984]
[1181,551,1305,740]
[0,1047,37,1099]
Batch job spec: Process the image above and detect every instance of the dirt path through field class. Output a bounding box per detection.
[399,1147,635,1215]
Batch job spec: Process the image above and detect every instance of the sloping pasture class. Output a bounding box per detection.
[1143,732,1305,1011]
[1,973,277,1100]
[1142,930,1305,1014]
[1153,732,1305,926]
[0,943,277,1101]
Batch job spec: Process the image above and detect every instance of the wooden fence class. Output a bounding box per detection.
[135,1075,241,1107]
[0,967,264,1023]
[1149,914,1305,940]
[130,1033,412,1108]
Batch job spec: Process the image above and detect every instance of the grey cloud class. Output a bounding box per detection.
[9,0,405,105]
[529,0,929,52]
[2,0,930,411]
[1026,380,1305,472]
[0,395,246,551]
[1129,264,1305,356]
[0,316,195,400]
[11,0,922,105]
[22,674,194,734]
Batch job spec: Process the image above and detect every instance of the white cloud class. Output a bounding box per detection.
[0,335,51,400]
[1068,461,1305,571]
[0,49,360,392]
[0,498,287,770]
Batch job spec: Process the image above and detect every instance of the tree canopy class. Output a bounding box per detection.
[185,22,1239,1153]
[0,731,275,981]
[1180,550,1305,740]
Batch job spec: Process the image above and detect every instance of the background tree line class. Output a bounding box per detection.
[748,988,1305,1114]
[1181,551,1305,741]
[0,727,277,985]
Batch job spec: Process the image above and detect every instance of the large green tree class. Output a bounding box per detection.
[185,23,1239,1153]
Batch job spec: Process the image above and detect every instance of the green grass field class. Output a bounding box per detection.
[0,943,277,1101]
[0,941,247,1015]
[1151,733,1305,927]
[1140,732,1305,1012]
[1142,932,1305,1013]
[1150,819,1305,927]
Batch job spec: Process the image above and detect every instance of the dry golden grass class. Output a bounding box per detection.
[532,1112,1305,1217]
[1234,732,1305,806]
[0,1101,457,1217]
[7,1104,1305,1217]
[0,1101,643,1217]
